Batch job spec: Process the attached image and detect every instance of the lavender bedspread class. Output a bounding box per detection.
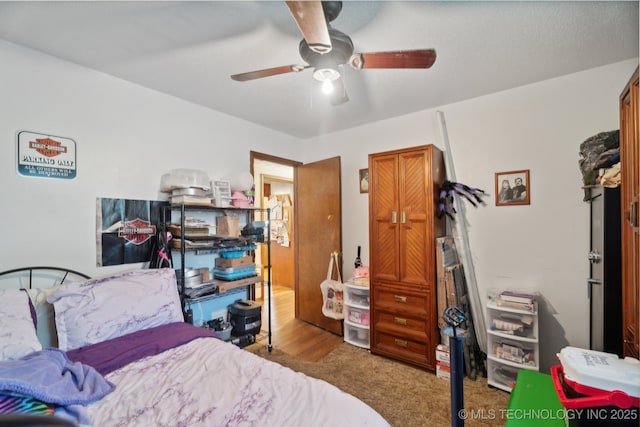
[67,322,218,375]
[82,325,390,426]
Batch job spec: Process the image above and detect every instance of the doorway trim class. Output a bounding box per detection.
[250,151,302,172]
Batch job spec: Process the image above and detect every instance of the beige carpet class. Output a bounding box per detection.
[246,341,510,427]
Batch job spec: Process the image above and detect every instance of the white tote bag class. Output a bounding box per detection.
[320,252,345,320]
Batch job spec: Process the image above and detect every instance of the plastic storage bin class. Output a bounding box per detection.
[346,287,369,306]
[551,347,640,426]
[491,364,519,391]
[344,322,370,348]
[347,306,370,326]
[491,336,536,366]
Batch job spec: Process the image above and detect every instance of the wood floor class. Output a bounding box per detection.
[256,285,343,362]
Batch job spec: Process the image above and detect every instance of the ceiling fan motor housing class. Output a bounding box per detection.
[299,28,354,69]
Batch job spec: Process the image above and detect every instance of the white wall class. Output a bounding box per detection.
[304,58,639,371]
[0,40,302,278]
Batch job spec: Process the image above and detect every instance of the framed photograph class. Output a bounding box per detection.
[359,168,369,194]
[495,169,530,206]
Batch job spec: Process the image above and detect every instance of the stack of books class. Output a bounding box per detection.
[496,290,536,312]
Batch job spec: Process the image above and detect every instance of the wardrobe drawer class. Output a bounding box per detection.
[373,285,429,317]
[375,311,427,335]
[373,330,433,369]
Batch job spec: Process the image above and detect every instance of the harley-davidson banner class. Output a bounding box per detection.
[17,131,77,179]
[97,197,167,267]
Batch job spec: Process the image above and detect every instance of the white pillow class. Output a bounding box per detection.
[0,289,43,360]
[47,268,183,350]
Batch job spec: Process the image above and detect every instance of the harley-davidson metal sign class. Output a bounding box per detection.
[118,218,157,245]
[17,131,77,179]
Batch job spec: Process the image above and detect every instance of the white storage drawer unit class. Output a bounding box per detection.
[486,293,539,392]
[344,278,370,349]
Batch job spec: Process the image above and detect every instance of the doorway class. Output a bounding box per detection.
[261,174,295,290]
[250,151,343,336]
[250,152,300,301]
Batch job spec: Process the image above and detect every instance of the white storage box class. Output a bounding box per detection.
[436,344,450,380]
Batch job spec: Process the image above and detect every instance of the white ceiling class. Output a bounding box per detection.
[0,1,638,139]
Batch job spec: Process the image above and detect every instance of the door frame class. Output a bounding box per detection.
[251,151,343,335]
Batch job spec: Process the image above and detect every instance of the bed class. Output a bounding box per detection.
[0,267,389,427]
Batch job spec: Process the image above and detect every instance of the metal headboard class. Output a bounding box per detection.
[0,266,90,289]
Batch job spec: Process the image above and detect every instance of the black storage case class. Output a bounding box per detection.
[229,300,262,336]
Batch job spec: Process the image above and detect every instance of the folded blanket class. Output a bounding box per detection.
[0,348,114,424]
[67,322,218,375]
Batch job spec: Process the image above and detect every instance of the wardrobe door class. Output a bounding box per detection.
[398,148,432,287]
[369,153,400,283]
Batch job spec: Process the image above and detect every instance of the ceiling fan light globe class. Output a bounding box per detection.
[313,67,341,82]
[321,80,334,94]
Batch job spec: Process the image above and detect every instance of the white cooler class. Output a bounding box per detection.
[551,346,640,426]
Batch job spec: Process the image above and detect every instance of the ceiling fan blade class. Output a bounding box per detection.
[329,75,349,106]
[286,1,332,54]
[349,49,436,70]
[231,64,308,82]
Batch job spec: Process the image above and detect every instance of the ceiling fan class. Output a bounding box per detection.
[230,1,436,105]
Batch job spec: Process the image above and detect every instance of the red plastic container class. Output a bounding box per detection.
[551,364,639,426]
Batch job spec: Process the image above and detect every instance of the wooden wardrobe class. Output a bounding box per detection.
[620,66,639,359]
[368,144,446,371]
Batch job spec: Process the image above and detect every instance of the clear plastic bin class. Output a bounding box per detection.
[347,306,370,326]
[344,322,370,349]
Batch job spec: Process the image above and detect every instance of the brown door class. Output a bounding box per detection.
[620,67,639,358]
[295,156,343,335]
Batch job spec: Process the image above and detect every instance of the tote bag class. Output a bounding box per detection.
[320,252,345,320]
